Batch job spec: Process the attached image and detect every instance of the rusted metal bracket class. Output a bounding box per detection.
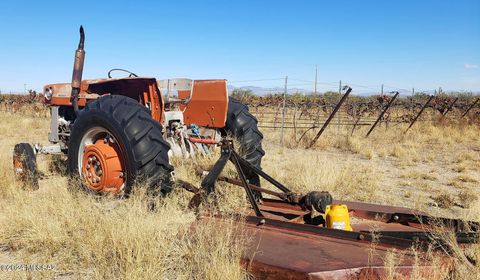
[405,95,435,133]
[366,91,399,137]
[307,86,352,149]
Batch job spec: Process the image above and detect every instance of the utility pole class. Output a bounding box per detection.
[338,80,342,94]
[314,65,318,95]
[280,76,288,146]
[381,84,384,97]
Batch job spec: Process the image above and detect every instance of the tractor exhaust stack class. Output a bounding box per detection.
[71,25,85,116]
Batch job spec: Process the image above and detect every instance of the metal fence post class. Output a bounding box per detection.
[462,98,479,118]
[307,86,352,149]
[337,80,342,136]
[366,91,399,137]
[280,76,288,146]
[442,97,458,117]
[405,95,435,133]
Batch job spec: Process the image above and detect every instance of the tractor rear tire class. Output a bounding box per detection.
[13,143,39,190]
[67,95,173,196]
[223,98,265,192]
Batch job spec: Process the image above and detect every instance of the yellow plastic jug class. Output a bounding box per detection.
[325,204,352,231]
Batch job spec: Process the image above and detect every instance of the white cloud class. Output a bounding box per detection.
[464,64,479,69]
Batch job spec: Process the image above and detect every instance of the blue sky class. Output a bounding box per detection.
[0,0,479,94]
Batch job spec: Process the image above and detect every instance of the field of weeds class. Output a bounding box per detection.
[0,105,479,279]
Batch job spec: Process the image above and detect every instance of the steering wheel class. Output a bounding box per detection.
[108,68,139,78]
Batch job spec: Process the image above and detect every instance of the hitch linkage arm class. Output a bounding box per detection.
[201,139,263,217]
[200,138,332,217]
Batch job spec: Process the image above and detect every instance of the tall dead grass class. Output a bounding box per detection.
[0,183,248,279]
[1,107,479,279]
[0,112,248,280]
[260,118,479,211]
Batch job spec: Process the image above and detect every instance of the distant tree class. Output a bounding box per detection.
[322,91,341,103]
[455,91,473,99]
[413,92,429,98]
[230,88,254,100]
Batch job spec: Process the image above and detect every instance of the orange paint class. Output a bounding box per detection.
[45,78,228,128]
[178,80,228,128]
[46,78,164,122]
[50,96,89,107]
[82,138,125,193]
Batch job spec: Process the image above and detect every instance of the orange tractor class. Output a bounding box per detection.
[13,26,264,196]
[12,27,480,279]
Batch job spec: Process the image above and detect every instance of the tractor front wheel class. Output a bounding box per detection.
[67,95,173,196]
[13,143,39,190]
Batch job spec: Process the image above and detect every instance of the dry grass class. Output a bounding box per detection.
[0,185,247,280]
[431,192,456,209]
[263,117,480,214]
[0,111,248,280]
[0,105,479,279]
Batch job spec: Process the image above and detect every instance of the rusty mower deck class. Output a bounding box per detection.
[181,138,479,280]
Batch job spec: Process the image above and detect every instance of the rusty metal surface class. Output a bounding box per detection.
[188,141,471,279]
[200,216,438,280]
[46,77,164,122]
[337,199,479,234]
[257,198,479,245]
[45,77,156,102]
[191,144,474,279]
[335,199,426,216]
[260,198,426,233]
[334,199,427,224]
[188,185,469,280]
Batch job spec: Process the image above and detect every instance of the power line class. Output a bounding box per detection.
[229,78,284,83]
[343,82,379,91]
[289,78,338,86]
[382,84,413,93]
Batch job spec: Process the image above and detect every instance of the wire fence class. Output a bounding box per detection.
[0,79,478,143]
[245,98,479,147]
[229,77,479,145]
